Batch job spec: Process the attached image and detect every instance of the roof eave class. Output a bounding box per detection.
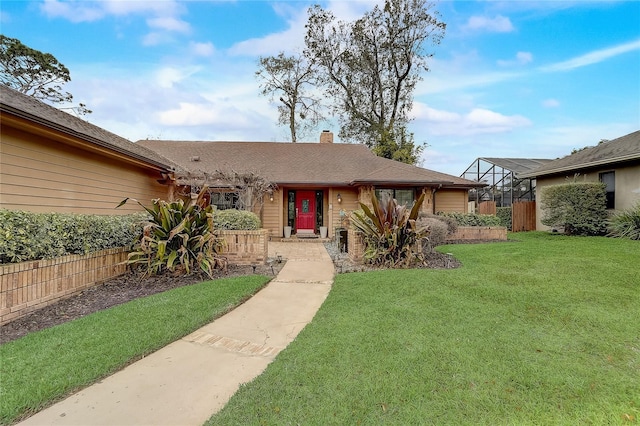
[1,104,174,172]
[519,154,640,178]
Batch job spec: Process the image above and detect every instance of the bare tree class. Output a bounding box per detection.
[256,52,324,142]
[177,170,277,213]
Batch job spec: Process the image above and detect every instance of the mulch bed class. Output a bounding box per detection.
[0,263,282,345]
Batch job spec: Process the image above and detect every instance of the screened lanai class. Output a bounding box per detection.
[461,158,553,207]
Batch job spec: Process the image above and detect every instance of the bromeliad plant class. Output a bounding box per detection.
[350,192,429,267]
[117,188,225,278]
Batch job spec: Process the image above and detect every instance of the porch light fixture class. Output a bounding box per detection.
[337,193,342,203]
[269,192,274,202]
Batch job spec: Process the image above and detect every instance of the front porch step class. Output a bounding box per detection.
[274,236,333,243]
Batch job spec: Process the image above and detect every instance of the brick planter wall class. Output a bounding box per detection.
[446,226,507,241]
[216,229,269,265]
[347,228,365,264]
[1,248,128,325]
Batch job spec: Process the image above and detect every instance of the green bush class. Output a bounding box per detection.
[350,193,428,267]
[438,212,502,227]
[497,207,512,231]
[607,202,640,240]
[213,209,261,230]
[0,210,145,264]
[540,182,608,236]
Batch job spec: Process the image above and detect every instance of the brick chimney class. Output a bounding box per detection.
[319,130,334,144]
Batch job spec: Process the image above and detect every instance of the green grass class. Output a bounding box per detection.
[209,233,640,425]
[0,275,270,425]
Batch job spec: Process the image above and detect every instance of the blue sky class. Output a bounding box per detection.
[2,0,639,176]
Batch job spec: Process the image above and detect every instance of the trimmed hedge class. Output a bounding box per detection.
[438,212,503,227]
[540,182,608,236]
[0,210,146,264]
[497,207,512,231]
[213,209,261,230]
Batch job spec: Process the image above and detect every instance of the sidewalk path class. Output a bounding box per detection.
[19,242,334,426]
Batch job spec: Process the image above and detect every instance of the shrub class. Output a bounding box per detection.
[350,192,428,267]
[540,182,608,236]
[0,210,144,264]
[416,217,449,253]
[118,188,225,278]
[418,212,457,234]
[607,202,640,240]
[497,207,512,231]
[214,209,261,230]
[438,212,502,227]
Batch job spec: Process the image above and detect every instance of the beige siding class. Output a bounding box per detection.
[434,189,468,213]
[534,163,640,230]
[0,127,168,215]
[259,188,283,237]
[331,188,358,233]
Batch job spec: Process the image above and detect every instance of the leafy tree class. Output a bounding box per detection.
[0,35,90,115]
[304,0,444,163]
[256,52,324,142]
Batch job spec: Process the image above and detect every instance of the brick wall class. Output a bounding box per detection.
[347,228,365,264]
[217,229,269,265]
[1,248,128,325]
[447,226,507,241]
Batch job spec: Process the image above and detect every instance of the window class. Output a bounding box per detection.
[599,171,615,209]
[210,192,238,210]
[375,188,415,206]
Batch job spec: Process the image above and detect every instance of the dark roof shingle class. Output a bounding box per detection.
[137,140,484,188]
[519,130,640,178]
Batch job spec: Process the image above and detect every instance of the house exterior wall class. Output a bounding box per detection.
[434,189,468,213]
[534,163,640,230]
[0,126,169,215]
[249,185,471,237]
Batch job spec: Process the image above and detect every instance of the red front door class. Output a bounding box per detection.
[296,191,316,232]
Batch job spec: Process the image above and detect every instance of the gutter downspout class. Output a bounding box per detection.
[432,184,442,214]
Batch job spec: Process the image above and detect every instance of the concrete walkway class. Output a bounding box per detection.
[18,242,334,426]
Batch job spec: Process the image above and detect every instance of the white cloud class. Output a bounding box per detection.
[540,39,640,72]
[542,98,560,108]
[154,66,201,89]
[147,17,190,33]
[40,0,189,44]
[497,51,533,67]
[411,103,531,136]
[190,41,215,57]
[464,15,515,33]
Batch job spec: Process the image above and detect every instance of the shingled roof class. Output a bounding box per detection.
[0,85,176,171]
[137,140,484,188]
[519,130,640,178]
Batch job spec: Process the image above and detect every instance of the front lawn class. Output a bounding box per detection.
[210,233,639,425]
[0,275,270,425]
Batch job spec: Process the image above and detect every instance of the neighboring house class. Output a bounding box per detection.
[519,130,640,230]
[0,85,177,214]
[1,85,484,236]
[138,133,485,238]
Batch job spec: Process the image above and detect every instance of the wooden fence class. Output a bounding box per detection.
[512,201,536,232]
[478,201,497,215]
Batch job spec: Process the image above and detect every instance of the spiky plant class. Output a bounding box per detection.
[117,187,225,278]
[350,192,428,267]
[607,202,640,240]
